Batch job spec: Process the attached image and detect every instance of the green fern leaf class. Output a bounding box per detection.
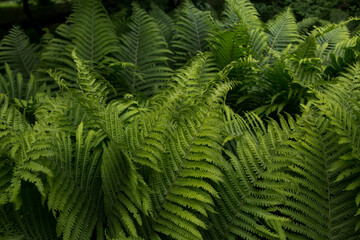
[116,3,172,96]
[204,113,294,240]
[149,3,175,43]
[278,109,359,239]
[46,123,105,240]
[171,0,212,66]
[102,141,151,238]
[147,83,234,239]
[0,64,42,100]
[265,7,299,53]
[222,0,262,29]
[0,26,39,77]
[208,23,252,69]
[39,0,120,87]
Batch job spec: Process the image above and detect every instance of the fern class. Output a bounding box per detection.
[313,62,360,231]
[276,107,360,239]
[171,0,212,66]
[0,63,41,100]
[44,123,105,240]
[203,113,295,239]
[0,94,53,210]
[208,23,252,69]
[116,3,172,96]
[102,141,150,238]
[265,7,299,53]
[39,0,119,86]
[149,3,175,43]
[284,35,323,87]
[2,1,360,239]
[142,62,235,239]
[315,22,351,61]
[148,89,227,239]
[0,26,39,77]
[222,0,262,29]
[123,53,219,172]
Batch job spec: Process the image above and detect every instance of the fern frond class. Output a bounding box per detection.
[123,53,219,172]
[222,0,262,29]
[116,3,172,96]
[297,17,320,34]
[0,63,42,99]
[146,79,236,239]
[39,24,76,88]
[265,7,299,53]
[49,51,115,127]
[315,22,350,61]
[39,0,119,86]
[203,113,295,239]
[249,28,268,59]
[277,108,359,239]
[46,123,105,240]
[0,94,55,209]
[313,62,360,230]
[171,0,212,66]
[0,26,39,77]
[71,0,119,64]
[149,102,225,239]
[149,3,175,43]
[284,36,323,86]
[102,141,150,238]
[208,23,252,69]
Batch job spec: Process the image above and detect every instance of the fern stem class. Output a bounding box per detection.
[193,15,202,51]
[90,0,95,67]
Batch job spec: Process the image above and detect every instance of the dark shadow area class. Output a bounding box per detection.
[0,2,72,42]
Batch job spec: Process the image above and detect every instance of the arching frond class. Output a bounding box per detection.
[50,51,115,125]
[0,26,39,77]
[171,0,212,66]
[249,28,268,59]
[297,17,320,34]
[39,0,119,86]
[222,0,262,29]
[116,3,172,96]
[38,23,76,88]
[148,87,230,240]
[284,35,323,87]
[0,64,42,100]
[315,22,351,61]
[149,3,175,43]
[277,107,359,239]
[46,123,105,240]
[313,62,360,230]
[265,7,299,53]
[208,23,252,69]
[102,141,151,238]
[203,113,295,240]
[0,94,54,210]
[71,0,119,64]
[122,53,219,172]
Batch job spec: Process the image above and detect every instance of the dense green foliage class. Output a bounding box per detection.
[0,0,360,239]
[253,0,360,22]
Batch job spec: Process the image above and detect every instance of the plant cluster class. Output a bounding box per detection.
[253,0,360,22]
[0,0,360,239]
